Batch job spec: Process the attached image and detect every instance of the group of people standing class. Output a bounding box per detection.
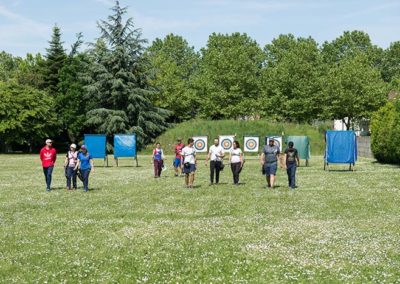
[39,139,94,192]
[152,137,299,189]
[40,136,299,192]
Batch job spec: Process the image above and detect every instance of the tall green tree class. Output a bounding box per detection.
[145,34,199,121]
[14,53,45,88]
[0,82,58,150]
[381,41,400,83]
[261,34,324,123]
[84,1,169,148]
[57,34,89,142]
[194,32,264,119]
[42,25,67,96]
[321,30,382,67]
[323,53,387,129]
[0,51,18,82]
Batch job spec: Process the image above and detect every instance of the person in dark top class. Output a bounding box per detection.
[260,139,280,188]
[285,141,300,189]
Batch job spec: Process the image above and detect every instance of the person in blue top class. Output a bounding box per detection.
[74,145,95,192]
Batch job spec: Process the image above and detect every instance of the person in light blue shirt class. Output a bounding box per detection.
[74,145,95,192]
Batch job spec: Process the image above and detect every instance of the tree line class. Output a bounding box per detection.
[0,1,398,152]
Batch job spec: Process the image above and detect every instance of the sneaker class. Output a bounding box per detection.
[46,188,50,192]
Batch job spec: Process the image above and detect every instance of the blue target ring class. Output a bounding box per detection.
[195,139,206,151]
[221,139,233,150]
[246,138,257,150]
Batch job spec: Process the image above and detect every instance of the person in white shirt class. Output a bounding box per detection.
[181,138,197,188]
[205,138,225,185]
[64,143,78,190]
[229,141,244,185]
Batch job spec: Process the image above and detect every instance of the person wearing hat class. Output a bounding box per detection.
[260,138,280,188]
[74,145,94,192]
[39,139,57,192]
[173,138,185,177]
[64,143,78,191]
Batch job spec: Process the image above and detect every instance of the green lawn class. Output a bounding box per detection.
[0,154,399,283]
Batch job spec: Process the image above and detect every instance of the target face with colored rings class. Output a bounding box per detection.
[221,139,233,150]
[245,139,257,150]
[195,140,206,151]
[271,138,281,149]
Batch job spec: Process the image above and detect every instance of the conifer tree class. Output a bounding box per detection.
[85,1,169,148]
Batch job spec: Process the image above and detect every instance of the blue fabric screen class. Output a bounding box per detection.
[114,134,137,158]
[325,131,357,164]
[84,134,107,159]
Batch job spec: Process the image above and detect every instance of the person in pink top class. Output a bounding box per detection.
[39,139,57,192]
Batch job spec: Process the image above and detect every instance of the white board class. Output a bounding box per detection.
[244,136,259,152]
[219,135,235,151]
[192,136,208,153]
[266,136,283,152]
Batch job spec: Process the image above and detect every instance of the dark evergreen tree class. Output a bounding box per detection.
[57,33,89,142]
[84,1,169,148]
[42,25,67,96]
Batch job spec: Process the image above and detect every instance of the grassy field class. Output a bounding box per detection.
[142,120,327,155]
[1,154,400,283]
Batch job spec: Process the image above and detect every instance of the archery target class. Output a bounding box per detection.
[219,135,235,151]
[266,136,283,152]
[244,136,259,152]
[193,136,208,152]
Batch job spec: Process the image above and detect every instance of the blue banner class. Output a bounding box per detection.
[84,134,107,159]
[114,134,137,158]
[325,131,357,164]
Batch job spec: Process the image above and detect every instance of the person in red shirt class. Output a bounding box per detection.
[173,138,185,177]
[39,139,57,191]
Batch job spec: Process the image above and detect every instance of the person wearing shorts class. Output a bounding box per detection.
[181,138,196,188]
[173,138,184,177]
[260,139,280,188]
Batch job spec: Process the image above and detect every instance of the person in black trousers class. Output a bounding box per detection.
[285,141,300,189]
[205,138,225,185]
[229,141,244,185]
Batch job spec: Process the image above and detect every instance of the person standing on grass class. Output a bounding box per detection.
[152,142,164,178]
[74,145,94,192]
[64,143,78,191]
[205,138,225,185]
[285,141,300,189]
[181,138,197,188]
[40,139,57,192]
[260,139,280,188]
[229,141,244,185]
[173,138,185,177]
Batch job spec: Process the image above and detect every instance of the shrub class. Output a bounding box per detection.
[371,100,400,163]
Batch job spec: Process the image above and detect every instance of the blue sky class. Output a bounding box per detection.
[1,0,400,56]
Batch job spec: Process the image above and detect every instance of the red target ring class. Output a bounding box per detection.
[246,139,257,150]
[195,140,206,151]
